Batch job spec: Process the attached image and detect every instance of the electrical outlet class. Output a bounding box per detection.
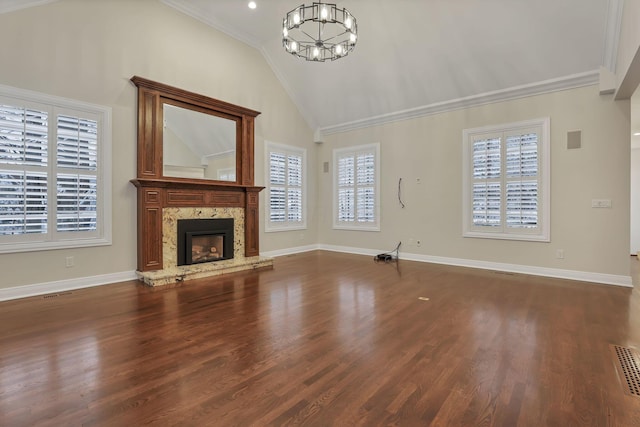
[416,239,422,247]
[65,256,74,268]
[591,199,612,208]
[556,249,564,259]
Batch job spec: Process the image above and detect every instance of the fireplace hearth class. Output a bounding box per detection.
[177,218,234,266]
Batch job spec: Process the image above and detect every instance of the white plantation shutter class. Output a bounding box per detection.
[472,182,501,227]
[463,118,549,242]
[56,173,97,231]
[0,171,48,235]
[0,85,111,253]
[266,142,306,231]
[505,132,538,228]
[356,152,375,222]
[334,143,380,231]
[269,151,286,223]
[472,136,501,227]
[56,114,98,232]
[287,153,303,222]
[0,104,49,236]
[337,155,355,222]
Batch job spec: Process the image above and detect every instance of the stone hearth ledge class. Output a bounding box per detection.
[137,256,273,287]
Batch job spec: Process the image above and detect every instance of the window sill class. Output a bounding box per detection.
[0,236,112,254]
[333,224,381,232]
[264,224,307,233]
[463,230,549,242]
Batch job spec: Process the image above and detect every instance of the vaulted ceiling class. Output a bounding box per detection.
[1,0,623,135]
[160,0,617,134]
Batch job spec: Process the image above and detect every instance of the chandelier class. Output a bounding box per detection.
[282,2,358,62]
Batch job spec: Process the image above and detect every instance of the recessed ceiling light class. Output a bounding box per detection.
[248,1,257,9]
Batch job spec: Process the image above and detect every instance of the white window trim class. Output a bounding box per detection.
[462,117,550,242]
[0,83,112,253]
[332,142,381,232]
[264,141,307,232]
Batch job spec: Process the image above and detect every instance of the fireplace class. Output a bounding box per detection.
[177,218,234,266]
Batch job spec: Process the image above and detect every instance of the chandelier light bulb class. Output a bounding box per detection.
[320,6,328,20]
[283,27,288,37]
[313,47,320,58]
[293,11,301,24]
[349,33,357,43]
[335,44,343,55]
[291,41,298,52]
[345,16,352,29]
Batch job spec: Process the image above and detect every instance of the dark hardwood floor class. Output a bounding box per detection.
[2,251,640,426]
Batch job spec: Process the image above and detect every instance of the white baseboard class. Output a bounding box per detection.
[316,244,633,288]
[1,244,632,303]
[0,271,138,302]
[261,244,320,258]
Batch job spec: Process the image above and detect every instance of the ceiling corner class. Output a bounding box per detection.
[0,0,57,14]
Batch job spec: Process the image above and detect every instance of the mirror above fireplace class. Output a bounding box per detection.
[130,76,260,186]
[163,103,237,181]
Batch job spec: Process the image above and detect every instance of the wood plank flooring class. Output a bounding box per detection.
[2,251,640,426]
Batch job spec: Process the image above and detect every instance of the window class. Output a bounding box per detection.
[0,84,112,253]
[217,167,235,181]
[333,143,380,231]
[265,142,306,231]
[462,118,550,241]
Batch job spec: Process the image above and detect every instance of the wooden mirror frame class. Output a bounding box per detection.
[130,76,260,184]
[130,76,263,272]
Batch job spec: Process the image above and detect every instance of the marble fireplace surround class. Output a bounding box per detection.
[130,180,274,286]
[137,207,272,287]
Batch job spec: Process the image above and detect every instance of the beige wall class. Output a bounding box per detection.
[0,0,315,289]
[318,85,630,276]
[0,0,631,290]
[632,147,640,254]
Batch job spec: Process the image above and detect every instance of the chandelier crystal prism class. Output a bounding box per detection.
[282,2,358,62]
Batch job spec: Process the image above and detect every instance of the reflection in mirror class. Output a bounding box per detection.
[163,104,236,181]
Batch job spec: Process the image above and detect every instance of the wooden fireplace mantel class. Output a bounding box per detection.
[130,77,263,272]
[131,178,263,272]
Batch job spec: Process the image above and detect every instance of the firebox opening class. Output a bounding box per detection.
[187,233,225,264]
[177,218,234,266]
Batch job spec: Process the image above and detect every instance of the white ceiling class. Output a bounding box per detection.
[161,0,613,133]
[0,0,620,134]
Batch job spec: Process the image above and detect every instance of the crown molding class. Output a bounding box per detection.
[320,70,600,136]
[602,0,624,72]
